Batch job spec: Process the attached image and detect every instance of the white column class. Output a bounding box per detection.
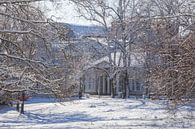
[107,77,110,94]
[98,77,101,95]
[103,75,106,94]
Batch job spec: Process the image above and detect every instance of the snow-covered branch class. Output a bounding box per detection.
[0,30,32,34]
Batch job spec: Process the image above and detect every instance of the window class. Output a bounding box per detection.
[132,80,135,91]
[132,79,142,91]
[88,78,95,90]
[88,81,91,90]
[136,81,141,91]
[87,77,91,90]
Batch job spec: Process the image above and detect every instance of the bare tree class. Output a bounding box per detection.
[140,0,195,106]
[70,0,147,98]
[0,0,86,113]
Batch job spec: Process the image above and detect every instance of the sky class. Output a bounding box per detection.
[38,0,95,25]
[37,0,118,26]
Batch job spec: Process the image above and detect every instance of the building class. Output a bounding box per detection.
[82,51,146,97]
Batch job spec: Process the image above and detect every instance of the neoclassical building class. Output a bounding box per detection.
[82,52,145,97]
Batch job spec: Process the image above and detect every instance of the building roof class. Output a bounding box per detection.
[86,51,145,70]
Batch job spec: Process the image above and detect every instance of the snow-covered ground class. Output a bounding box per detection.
[0,96,194,129]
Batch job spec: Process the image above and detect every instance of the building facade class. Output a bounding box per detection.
[83,60,145,97]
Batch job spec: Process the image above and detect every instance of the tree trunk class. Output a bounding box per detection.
[20,91,25,114]
[125,70,129,99]
[21,102,24,114]
[16,102,19,112]
[110,78,115,98]
[78,78,82,99]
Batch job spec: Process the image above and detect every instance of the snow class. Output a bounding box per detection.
[0,97,194,129]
